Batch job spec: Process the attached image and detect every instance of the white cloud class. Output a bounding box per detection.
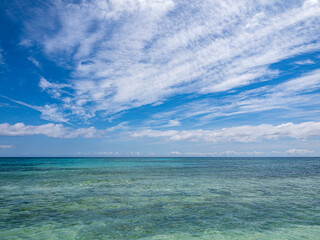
[170,151,181,155]
[0,145,14,149]
[132,121,320,143]
[2,95,70,123]
[129,152,140,156]
[163,120,181,127]
[39,77,70,91]
[39,77,72,99]
[106,121,129,132]
[0,51,4,64]
[293,59,315,65]
[170,151,266,156]
[95,152,119,155]
[21,0,320,120]
[37,104,70,123]
[0,123,101,138]
[286,148,315,155]
[27,57,41,67]
[183,152,218,156]
[304,0,319,7]
[77,151,119,156]
[146,69,320,125]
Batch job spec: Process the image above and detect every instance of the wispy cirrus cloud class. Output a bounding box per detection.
[39,77,73,100]
[145,68,320,127]
[27,56,41,68]
[1,95,70,124]
[132,121,320,143]
[197,68,320,123]
[20,0,320,120]
[293,59,315,65]
[162,120,181,128]
[0,49,4,65]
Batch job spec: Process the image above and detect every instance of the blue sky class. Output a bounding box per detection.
[1,0,320,157]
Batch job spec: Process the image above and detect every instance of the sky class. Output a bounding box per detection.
[0,0,320,157]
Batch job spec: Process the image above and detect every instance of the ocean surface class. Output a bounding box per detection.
[0,157,320,239]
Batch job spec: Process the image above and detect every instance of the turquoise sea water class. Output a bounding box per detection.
[0,157,320,239]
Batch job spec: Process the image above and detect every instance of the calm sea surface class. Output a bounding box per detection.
[0,157,320,239]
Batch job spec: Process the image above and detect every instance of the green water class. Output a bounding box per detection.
[0,157,319,239]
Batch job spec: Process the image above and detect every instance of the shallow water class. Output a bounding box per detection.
[1,157,320,239]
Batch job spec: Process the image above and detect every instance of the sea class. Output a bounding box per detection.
[0,157,319,239]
